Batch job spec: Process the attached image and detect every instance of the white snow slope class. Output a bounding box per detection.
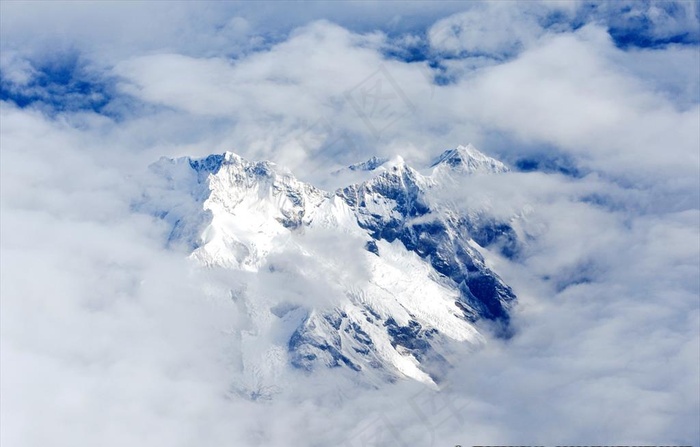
[140,145,515,394]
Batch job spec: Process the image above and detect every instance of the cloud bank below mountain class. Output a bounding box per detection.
[1,2,698,446]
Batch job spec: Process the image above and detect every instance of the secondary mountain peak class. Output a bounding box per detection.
[431,144,510,175]
[346,156,390,172]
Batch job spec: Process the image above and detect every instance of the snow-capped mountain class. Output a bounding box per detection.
[140,145,517,392]
[430,143,510,175]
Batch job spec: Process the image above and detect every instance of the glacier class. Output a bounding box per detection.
[138,144,518,392]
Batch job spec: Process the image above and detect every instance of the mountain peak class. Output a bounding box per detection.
[431,144,509,174]
[346,156,389,172]
[383,154,408,172]
[186,151,296,181]
[143,147,517,390]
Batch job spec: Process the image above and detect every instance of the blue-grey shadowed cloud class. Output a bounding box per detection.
[0,51,117,116]
[1,1,699,446]
[545,1,700,50]
[604,0,700,49]
[514,157,584,178]
[481,135,588,179]
[3,2,697,114]
[381,35,431,64]
[422,1,699,71]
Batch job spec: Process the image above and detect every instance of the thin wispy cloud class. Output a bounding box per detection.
[1,2,698,446]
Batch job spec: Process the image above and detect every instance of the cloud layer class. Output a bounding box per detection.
[1,2,698,446]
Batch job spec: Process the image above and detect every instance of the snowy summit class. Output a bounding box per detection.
[141,145,516,391]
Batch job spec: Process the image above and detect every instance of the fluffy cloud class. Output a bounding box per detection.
[106,19,699,190]
[1,2,698,446]
[427,2,552,57]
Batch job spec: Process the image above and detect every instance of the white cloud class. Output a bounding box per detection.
[1,2,699,446]
[439,25,700,187]
[610,0,700,41]
[427,2,546,57]
[108,19,700,191]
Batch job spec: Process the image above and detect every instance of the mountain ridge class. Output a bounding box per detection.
[139,144,517,393]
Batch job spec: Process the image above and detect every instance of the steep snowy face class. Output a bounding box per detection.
[337,153,515,323]
[339,157,430,238]
[193,152,329,270]
[143,146,517,390]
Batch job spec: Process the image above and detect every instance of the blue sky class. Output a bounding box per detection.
[1,2,699,446]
